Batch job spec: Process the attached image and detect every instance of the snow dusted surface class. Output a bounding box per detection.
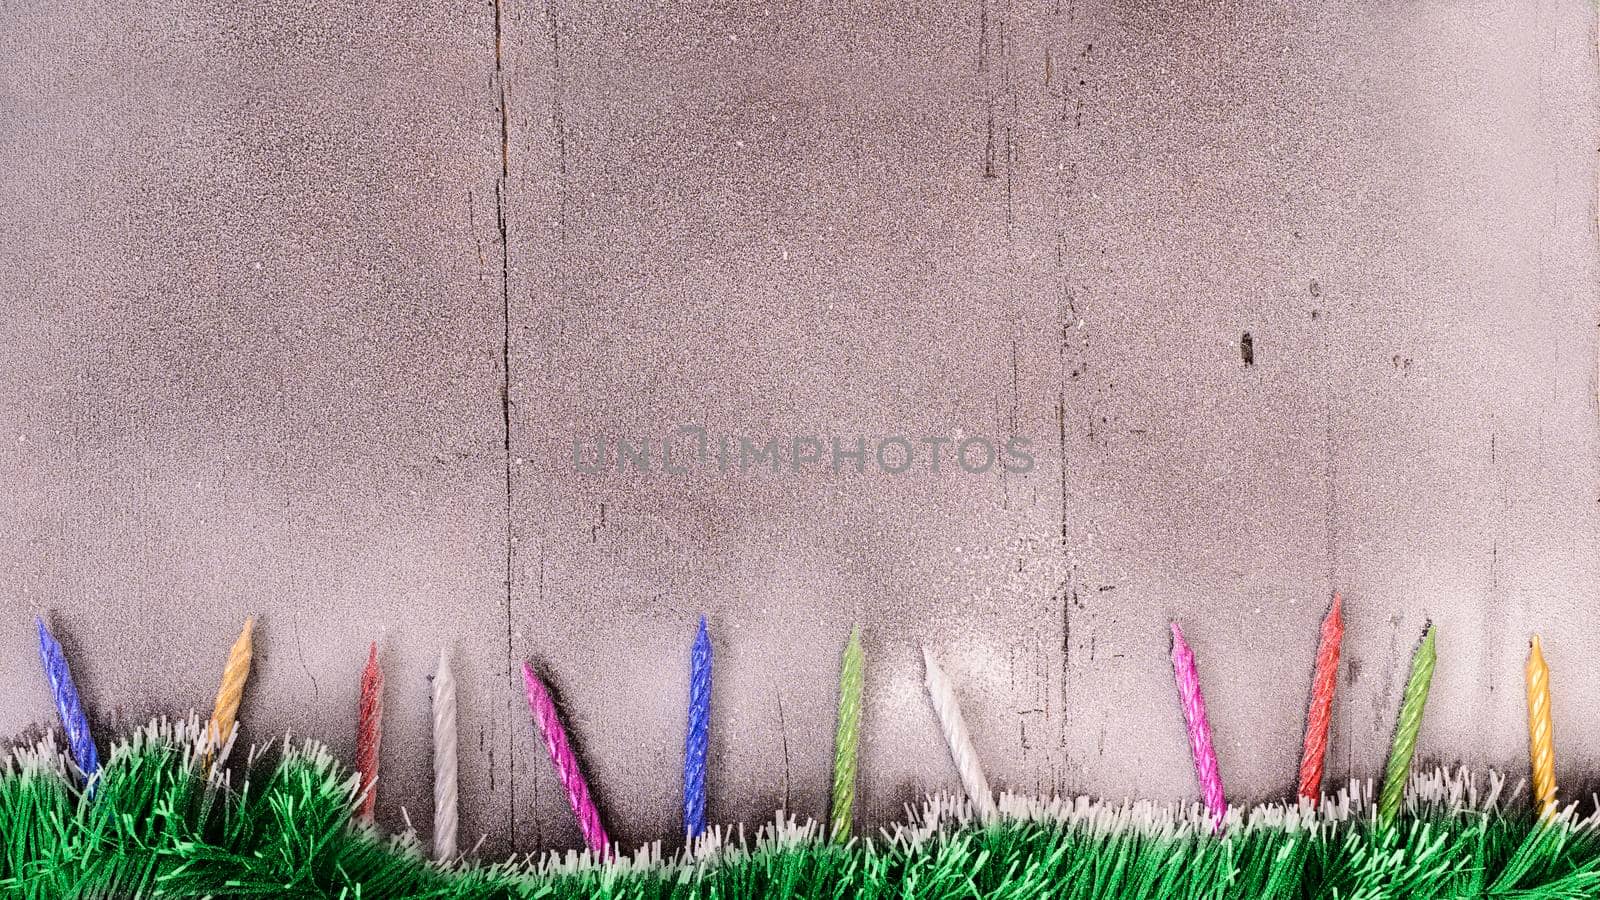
[0,0,1596,857]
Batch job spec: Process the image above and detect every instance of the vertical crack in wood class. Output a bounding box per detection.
[492,0,515,849]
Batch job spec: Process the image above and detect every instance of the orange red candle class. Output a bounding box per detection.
[1296,595,1343,803]
[354,640,384,821]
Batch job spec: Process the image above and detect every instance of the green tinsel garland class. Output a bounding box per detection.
[3,718,1598,899]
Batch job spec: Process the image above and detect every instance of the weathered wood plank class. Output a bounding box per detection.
[1,0,1596,857]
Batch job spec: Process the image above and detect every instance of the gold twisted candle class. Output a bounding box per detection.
[206,617,255,756]
[1525,635,1556,819]
[1377,622,1436,827]
[828,625,864,844]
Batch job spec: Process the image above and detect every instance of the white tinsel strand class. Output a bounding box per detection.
[921,647,998,822]
[432,648,459,860]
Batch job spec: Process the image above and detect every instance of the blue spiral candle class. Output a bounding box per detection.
[35,617,99,781]
[683,615,712,841]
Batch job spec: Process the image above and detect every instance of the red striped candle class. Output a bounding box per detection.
[1297,594,1343,803]
[354,641,384,821]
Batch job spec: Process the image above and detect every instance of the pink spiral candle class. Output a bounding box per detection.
[1170,622,1225,831]
[522,661,610,855]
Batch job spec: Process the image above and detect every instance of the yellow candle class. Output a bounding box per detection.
[207,618,256,755]
[1525,634,1556,819]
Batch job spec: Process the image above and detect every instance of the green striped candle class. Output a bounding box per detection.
[828,625,864,843]
[1378,622,1437,827]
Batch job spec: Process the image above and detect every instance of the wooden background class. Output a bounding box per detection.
[2,0,1597,856]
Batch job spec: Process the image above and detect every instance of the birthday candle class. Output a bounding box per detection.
[354,640,384,821]
[683,616,712,842]
[1296,595,1343,803]
[35,617,99,781]
[828,625,864,844]
[921,647,997,821]
[1378,622,1436,827]
[1525,635,1556,819]
[432,648,458,859]
[522,661,610,855]
[1169,622,1225,831]
[206,617,255,757]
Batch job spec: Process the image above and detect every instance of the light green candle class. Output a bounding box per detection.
[1378,623,1437,827]
[829,625,865,843]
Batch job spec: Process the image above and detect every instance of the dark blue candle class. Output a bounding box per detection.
[683,615,712,841]
[36,617,99,781]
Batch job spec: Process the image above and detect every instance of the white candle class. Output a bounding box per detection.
[921,647,998,821]
[432,648,458,860]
